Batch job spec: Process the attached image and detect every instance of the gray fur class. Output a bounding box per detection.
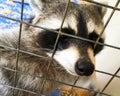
[0,0,107,95]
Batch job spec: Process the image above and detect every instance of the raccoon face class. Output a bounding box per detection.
[36,20,104,76]
[36,27,103,76]
[30,0,105,76]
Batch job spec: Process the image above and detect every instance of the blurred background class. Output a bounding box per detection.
[96,0,120,96]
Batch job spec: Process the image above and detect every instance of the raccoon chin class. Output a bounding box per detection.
[66,69,78,76]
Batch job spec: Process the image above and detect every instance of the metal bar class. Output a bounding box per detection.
[68,77,80,96]
[85,0,120,11]
[0,45,49,59]
[95,70,120,79]
[96,67,120,96]
[1,15,120,51]
[0,82,45,96]
[12,0,25,95]
[1,45,120,79]
[94,0,120,49]
[0,66,110,96]
[0,0,119,96]
[39,0,71,94]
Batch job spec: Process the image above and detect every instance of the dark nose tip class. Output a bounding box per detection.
[75,61,95,76]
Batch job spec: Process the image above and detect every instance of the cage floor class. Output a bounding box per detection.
[0,0,61,95]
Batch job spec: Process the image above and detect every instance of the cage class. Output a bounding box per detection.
[0,0,120,96]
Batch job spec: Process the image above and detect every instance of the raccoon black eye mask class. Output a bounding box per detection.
[37,28,75,51]
[37,28,104,55]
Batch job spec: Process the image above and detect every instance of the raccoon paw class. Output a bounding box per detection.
[61,87,93,96]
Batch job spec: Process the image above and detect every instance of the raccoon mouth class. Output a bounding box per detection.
[67,69,78,76]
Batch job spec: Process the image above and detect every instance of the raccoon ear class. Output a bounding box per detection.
[96,6,106,18]
[93,0,108,18]
[29,0,46,16]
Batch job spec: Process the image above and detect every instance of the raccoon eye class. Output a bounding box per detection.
[56,28,75,50]
[37,28,75,51]
[89,32,104,55]
[57,35,70,50]
[57,28,75,35]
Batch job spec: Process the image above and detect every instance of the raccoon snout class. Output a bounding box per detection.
[75,60,95,76]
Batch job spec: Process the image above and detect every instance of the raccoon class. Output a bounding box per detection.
[0,0,107,96]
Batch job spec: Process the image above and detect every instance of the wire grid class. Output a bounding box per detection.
[0,0,120,96]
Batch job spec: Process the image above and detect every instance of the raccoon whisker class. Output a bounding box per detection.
[39,47,53,52]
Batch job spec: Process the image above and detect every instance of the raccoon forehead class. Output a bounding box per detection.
[36,15,78,34]
[36,17,66,29]
[67,15,78,34]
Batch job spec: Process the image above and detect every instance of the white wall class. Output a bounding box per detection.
[96,0,120,96]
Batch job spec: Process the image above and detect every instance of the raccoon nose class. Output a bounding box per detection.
[75,61,94,76]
